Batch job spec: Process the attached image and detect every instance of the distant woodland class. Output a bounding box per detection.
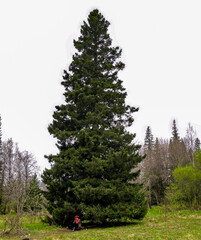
[140,120,201,209]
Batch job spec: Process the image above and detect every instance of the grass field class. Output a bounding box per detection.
[0,207,200,240]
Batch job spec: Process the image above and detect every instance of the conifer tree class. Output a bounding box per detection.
[42,9,147,226]
[144,126,154,152]
[142,126,155,207]
[194,137,200,152]
[152,138,166,204]
[169,120,188,169]
[171,119,180,141]
[24,174,43,214]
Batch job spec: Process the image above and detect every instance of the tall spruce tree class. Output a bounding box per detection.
[42,9,147,227]
[171,119,180,141]
[144,126,154,152]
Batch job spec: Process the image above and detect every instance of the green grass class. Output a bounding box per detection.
[0,207,201,239]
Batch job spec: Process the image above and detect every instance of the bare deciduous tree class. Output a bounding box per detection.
[184,123,198,166]
[1,138,39,234]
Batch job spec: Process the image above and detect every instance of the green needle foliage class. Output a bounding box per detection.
[42,9,147,227]
[24,174,43,214]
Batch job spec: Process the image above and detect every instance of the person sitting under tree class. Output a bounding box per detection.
[72,215,81,231]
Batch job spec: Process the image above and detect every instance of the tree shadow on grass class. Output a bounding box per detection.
[81,220,142,229]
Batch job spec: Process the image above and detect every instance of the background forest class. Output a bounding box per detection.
[140,120,201,209]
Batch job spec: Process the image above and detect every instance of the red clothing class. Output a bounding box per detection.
[73,218,80,224]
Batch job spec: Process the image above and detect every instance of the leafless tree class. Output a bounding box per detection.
[1,138,39,234]
[184,123,198,166]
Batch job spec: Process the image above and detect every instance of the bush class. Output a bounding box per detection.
[167,164,201,209]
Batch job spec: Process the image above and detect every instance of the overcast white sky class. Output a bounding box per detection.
[1,0,201,171]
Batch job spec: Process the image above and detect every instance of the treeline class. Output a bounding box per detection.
[0,116,43,217]
[140,120,201,209]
